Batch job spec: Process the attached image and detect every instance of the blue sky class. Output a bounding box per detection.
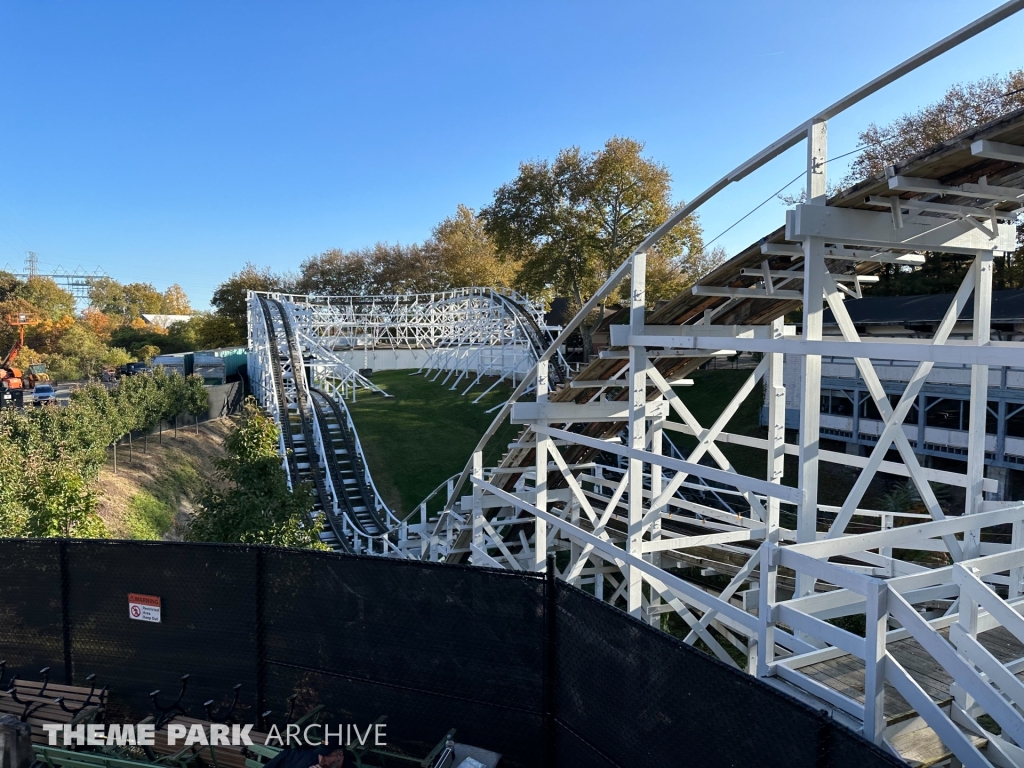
[1,1,1022,309]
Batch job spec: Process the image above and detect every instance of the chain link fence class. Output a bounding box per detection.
[0,540,902,767]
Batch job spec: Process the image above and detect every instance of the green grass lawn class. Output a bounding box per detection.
[670,368,881,509]
[346,367,770,516]
[346,370,517,516]
[667,368,768,480]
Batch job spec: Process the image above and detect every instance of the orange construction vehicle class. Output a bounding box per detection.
[1,313,48,406]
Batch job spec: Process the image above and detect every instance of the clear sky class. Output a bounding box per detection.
[1,1,1022,309]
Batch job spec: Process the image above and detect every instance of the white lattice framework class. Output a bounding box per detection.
[247,286,565,555]
[415,5,1024,765]
[247,6,1024,762]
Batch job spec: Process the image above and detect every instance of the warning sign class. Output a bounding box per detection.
[128,593,161,623]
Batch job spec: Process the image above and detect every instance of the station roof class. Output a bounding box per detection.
[822,289,1024,326]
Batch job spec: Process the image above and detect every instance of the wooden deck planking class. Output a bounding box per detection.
[796,624,1024,722]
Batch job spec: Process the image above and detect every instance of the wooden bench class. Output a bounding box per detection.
[0,689,104,746]
[142,715,272,768]
[35,745,160,768]
[10,673,108,710]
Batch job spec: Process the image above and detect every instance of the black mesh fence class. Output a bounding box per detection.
[0,540,903,768]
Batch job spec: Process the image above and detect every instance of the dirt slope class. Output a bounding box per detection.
[95,419,234,540]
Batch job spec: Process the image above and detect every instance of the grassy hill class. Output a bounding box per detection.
[96,419,232,539]
[346,370,516,515]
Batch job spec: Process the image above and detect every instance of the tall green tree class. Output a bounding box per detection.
[297,243,443,297]
[18,276,76,321]
[423,205,516,288]
[481,137,703,355]
[184,374,210,433]
[186,397,321,547]
[88,277,167,320]
[211,263,286,341]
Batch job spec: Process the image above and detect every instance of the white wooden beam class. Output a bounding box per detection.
[972,139,1024,164]
[889,173,1024,203]
[691,285,803,300]
[510,401,667,424]
[788,203,1015,254]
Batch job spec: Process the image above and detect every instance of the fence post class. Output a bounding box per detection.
[255,548,266,716]
[543,553,557,768]
[58,541,73,685]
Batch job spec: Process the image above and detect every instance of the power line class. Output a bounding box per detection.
[702,169,806,251]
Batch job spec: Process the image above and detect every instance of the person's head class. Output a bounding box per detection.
[316,749,344,768]
[314,732,346,768]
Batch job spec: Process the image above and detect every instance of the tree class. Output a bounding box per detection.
[297,243,444,297]
[168,313,242,350]
[842,69,1024,295]
[186,397,321,548]
[157,369,188,440]
[18,453,107,537]
[0,271,22,303]
[423,204,516,288]
[135,344,161,363]
[116,371,166,453]
[81,307,115,341]
[48,323,132,379]
[18,276,76,321]
[481,137,703,355]
[845,69,1024,184]
[297,249,374,296]
[212,263,284,338]
[161,284,192,314]
[88,277,166,320]
[184,374,209,433]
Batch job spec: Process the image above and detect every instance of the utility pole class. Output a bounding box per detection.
[25,251,38,277]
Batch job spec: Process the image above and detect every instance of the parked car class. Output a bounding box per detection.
[118,362,152,377]
[32,383,57,406]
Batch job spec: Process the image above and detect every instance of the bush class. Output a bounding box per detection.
[124,492,175,540]
[186,397,322,548]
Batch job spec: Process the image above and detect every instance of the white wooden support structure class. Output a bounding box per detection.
[248,6,1024,764]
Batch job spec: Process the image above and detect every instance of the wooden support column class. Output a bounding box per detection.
[470,450,484,564]
[965,251,993,559]
[648,411,664,626]
[627,250,648,618]
[534,360,550,572]
[863,580,888,745]
[766,317,786,539]
[796,120,827,597]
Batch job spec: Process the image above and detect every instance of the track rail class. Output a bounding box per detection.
[490,290,567,388]
[257,296,353,552]
[309,386,388,538]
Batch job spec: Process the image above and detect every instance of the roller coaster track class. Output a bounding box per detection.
[247,9,1024,760]
[490,290,567,388]
[309,386,388,538]
[256,295,353,552]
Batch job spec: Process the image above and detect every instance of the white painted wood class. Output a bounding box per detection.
[972,139,1024,163]
[788,203,1016,254]
[966,252,994,559]
[863,580,888,744]
[691,286,803,300]
[796,233,825,598]
[625,332,1024,368]
[885,654,990,767]
[889,173,1024,202]
[510,400,667,423]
